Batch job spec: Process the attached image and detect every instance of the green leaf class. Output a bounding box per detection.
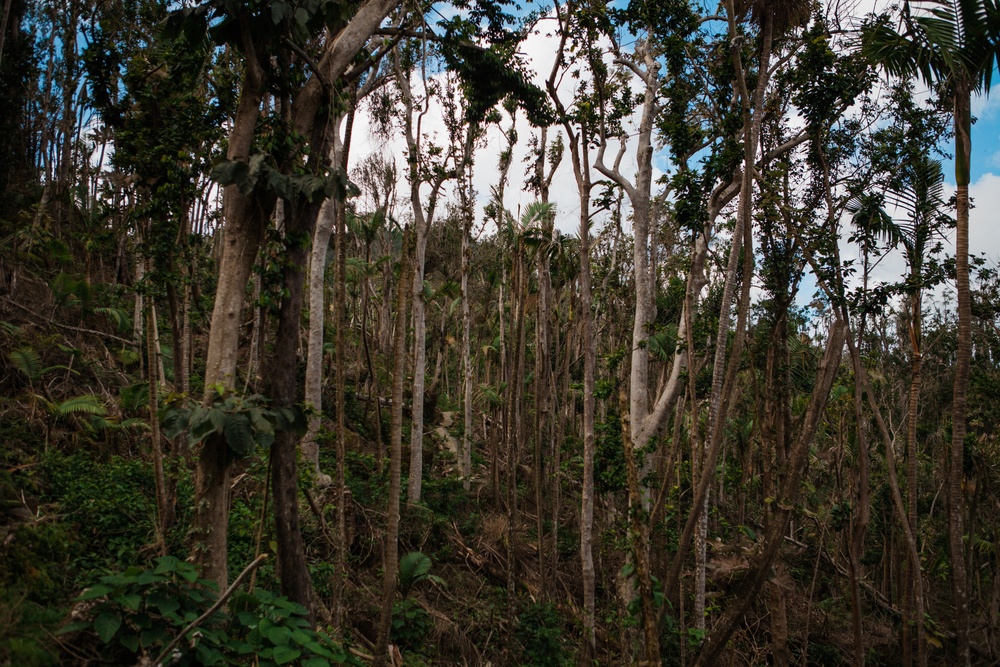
[153,555,180,573]
[119,632,140,653]
[272,645,302,665]
[136,570,165,585]
[271,0,288,23]
[176,562,200,583]
[302,658,331,667]
[119,593,142,610]
[224,413,255,457]
[56,621,91,635]
[211,159,252,194]
[78,584,113,600]
[9,347,42,380]
[196,642,226,665]
[94,612,122,643]
[268,625,292,646]
[148,592,180,616]
[141,626,168,648]
[189,406,219,444]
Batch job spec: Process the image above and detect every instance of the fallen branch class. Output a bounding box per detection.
[2,297,139,347]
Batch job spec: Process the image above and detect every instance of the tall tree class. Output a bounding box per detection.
[374,226,413,667]
[863,4,1000,660]
[176,0,404,594]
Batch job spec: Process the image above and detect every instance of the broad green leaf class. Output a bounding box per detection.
[119,632,140,653]
[224,413,255,457]
[56,621,91,635]
[272,645,302,665]
[78,584,113,600]
[94,612,122,643]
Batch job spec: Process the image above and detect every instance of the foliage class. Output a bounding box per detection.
[516,602,572,667]
[61,556,355,666]
[162,390,306,457]
[398,551,445,596]
[43,453,161,580]
[595,414,627,494]
[390,598,431,651]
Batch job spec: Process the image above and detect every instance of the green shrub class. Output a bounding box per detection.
[391,598,430,651]
[62,555,356,666]
[516,602,571,667]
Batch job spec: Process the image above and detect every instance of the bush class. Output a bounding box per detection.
[62,556,356,666]
[516,602,571,667]
[391,598,431,651]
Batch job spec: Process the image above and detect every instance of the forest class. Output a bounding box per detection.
[1,0,999,664]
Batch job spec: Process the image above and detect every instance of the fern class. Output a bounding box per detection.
[118,348,141,366]
[55,395,107,417]
[95,307,132,333]
[119,382,150,412]
[0,320,21,336]
[10,347,42,380]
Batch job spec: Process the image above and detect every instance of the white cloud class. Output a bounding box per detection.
[968,172,1000,265]
[972,91,1000,122]
[348,19,664,242]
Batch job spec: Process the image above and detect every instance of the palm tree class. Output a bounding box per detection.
[848,155,949,667]
[862,3,1000,661]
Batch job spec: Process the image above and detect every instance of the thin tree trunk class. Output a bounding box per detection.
[694,6,773,632]
[145,273,171,541]
[192,57,269,590]
[332,99,356,631]
[460,152,475,489]
[849,327,871,667]
[301,194,336,486]
[621,393,661,665]
[950,86,972,667]
[374,227,413,667]
[904,287,926,667]
[394,54,453,505]
[578,152,597,662]
[0,0,15,71]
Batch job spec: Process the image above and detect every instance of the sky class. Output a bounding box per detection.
[348,3,1000,310]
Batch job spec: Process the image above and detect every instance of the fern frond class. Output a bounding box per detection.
[56,395,107,417]
[10,347,42,380]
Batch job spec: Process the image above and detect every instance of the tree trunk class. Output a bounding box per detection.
[578,148,597,661]
[394,54,452,505]
[332,99,356,632]
[191,59,269,591]
[144,274,171,541]
[621,393,661,665]
[904,287,926,667]
[301,192,336,487]
[459,151,475,490]
[374,227,413,667]
[849,327,871,667]
[266,196,322,623]
[950,86,972,667]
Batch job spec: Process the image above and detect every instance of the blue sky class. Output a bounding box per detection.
[972,92,1000,180]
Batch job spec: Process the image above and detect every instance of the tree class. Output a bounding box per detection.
[546,0,599,654]
[174,0,404,599]
[862,3,1000,660]
[374,226,413,667]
